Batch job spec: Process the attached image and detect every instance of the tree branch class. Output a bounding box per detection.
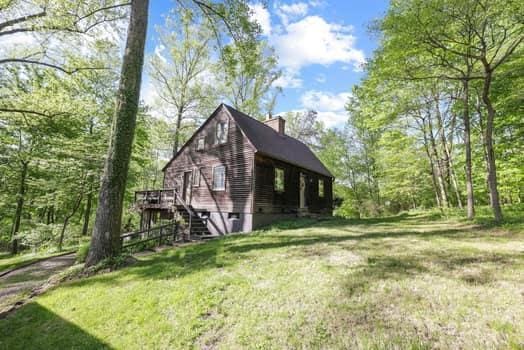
[0,58,109,73]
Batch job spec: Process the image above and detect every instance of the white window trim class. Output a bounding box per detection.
[212,165,226,191]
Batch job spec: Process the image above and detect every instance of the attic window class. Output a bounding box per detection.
[319,179,324,197]
[274,167,284,192]
[215,121,228,144]
[196,137,205,151]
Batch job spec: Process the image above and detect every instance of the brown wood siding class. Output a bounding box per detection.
[254,154,333,214]
[163,109,255,213]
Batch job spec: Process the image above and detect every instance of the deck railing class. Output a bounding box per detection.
[134,189,176,208]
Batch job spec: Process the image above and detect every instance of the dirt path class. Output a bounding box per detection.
[0,254,76,302]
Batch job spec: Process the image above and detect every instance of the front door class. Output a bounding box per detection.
[182,171,192,203]
[299,173,306,209]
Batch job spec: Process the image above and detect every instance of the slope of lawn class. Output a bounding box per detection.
[0,208,523,349]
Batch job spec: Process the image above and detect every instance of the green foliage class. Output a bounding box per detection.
[76,242,90,264]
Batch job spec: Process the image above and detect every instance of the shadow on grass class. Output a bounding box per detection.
[0,302,112,349]
[57,215,522,293]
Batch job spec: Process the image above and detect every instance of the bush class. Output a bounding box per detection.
[76,242,90,263]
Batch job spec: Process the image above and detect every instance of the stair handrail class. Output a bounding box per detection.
[171,178,196,236]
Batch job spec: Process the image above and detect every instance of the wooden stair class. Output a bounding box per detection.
[174,205,214,240]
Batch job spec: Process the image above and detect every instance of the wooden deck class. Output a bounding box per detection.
[134,189,176,210]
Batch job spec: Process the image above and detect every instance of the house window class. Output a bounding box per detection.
[274,167,284,192]
[196,137,205,151]
[193,168,201,187]
[215,121,228,144]
[319,179,324,197]
[212,165,226,190]
[228,212,240,219]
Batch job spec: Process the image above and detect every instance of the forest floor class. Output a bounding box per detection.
[0,209,523,349]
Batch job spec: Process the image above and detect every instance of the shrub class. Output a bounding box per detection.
[76,242,90,263]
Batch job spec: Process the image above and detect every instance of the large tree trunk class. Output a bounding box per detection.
[480,66,503,222]
[462,79,475,219]
[10,160,28,254]
[86,0,149,267]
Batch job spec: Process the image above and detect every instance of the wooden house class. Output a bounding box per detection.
[135,104,333,237]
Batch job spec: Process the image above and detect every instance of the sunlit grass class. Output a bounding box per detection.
[0,206,523,349]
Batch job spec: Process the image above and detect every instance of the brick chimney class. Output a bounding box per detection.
[263,115,286,135]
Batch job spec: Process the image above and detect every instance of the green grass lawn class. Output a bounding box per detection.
[1,209,523,349]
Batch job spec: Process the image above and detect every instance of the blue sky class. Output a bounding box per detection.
[144,1,389,128]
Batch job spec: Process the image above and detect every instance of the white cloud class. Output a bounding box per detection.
[299,90,351,128]
[316,111,348,128]
[280,2,309,16]
[273,68,303,88]
[272,16,365,72]
[301,90,351,111]
[249,3,272,36]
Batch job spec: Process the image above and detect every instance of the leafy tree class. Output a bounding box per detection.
[148,10,218,155]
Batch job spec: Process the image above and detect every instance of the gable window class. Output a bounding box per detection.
[319,179,324,197]
[215,120,228,145]
[193,168,201,187]
[212,165,226,191]
[274,167,285,192]
[196,137,205,151]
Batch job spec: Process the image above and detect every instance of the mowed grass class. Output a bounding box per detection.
[1,209,523,349]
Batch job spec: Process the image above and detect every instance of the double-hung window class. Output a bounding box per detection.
[212,165,226,191]
[193,168,201,187]
[319,179,324,197]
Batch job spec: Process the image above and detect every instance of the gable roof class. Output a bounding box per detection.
[223,104,333,178]
[162,104,333,178]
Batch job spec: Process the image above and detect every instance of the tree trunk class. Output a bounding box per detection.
[439,112,463,209]
[427,113,449,208]
[81,178,94,236]
[86,0,149,267]
[172,106,184,156]
[422,128,442,208]
[462,79,475,219]
[10,160,28,254]
[58,193,83,251]
[480,65,503,222]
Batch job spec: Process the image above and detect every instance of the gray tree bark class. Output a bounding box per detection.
[86,0,149,267]
[480,64,503,222]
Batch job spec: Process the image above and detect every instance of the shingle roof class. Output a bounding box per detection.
[223,104,333,178]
